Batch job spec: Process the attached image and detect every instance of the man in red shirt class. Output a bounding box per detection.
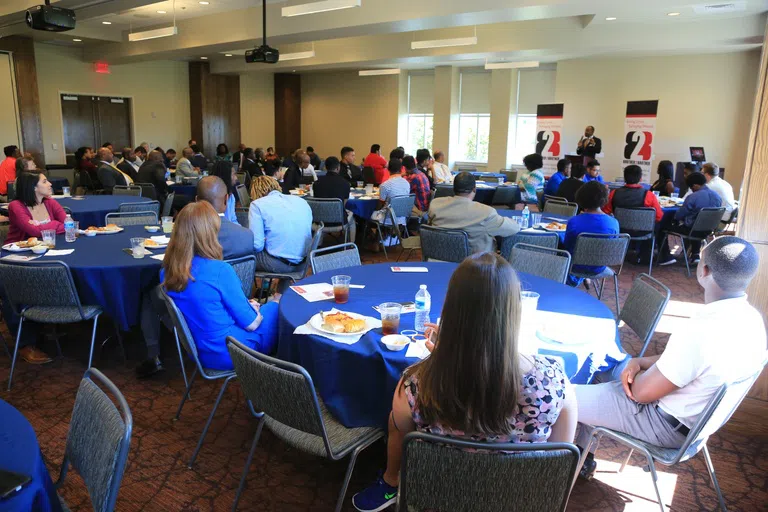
[602,164,663,221]
[363,144,388,185]
[0,145,20,198]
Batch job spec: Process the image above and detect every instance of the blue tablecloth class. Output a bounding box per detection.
[435,184,521,206]
[0,225,162,331]
[661,206,678,225]
[169,183,197,197]
[452,171,506,179]
[346,197,379,220]
[48,177,69,194]
[277,262,623,428]
[0,400,62,512]
[58,195,149,228]
[497,210,568,244]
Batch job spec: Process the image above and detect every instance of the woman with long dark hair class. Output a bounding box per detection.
[6,172,66,243]
[651,160,675,197]
[352,253,577,511]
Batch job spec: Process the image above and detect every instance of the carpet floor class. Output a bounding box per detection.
[0,247,765,512]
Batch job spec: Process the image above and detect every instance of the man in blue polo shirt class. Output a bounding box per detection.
[544,158,571,197]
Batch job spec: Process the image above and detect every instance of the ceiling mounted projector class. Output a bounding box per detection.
[26,1,76,32]
[247,0,279,64]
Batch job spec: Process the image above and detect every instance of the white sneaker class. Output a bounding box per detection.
[659,257,677,266]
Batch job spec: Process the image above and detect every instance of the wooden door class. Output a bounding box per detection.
[96,96,132,150]
[61,94,97,164]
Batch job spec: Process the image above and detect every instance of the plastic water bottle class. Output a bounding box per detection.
[521,205,530,229]
[414,285,431,332]
[165,169,171,181]
[64,214,76,243]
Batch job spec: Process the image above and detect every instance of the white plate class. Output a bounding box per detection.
[536,222,567,233]
[309,311,372,336]
[143,241,168,249]
[2,242,39,252]
[83,227,124,235]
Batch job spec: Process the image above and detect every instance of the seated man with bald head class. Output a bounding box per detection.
[197,176,254,259]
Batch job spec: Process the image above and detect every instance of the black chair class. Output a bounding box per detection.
[614,207,657,275]
[491,186,518,210]
[134,182,157,200]
[113,185,142,197]
[658,207,725,277]
[499,232,559,262]
[419,225,470,263]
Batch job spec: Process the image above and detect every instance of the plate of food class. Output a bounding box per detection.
[2,237,41,252]
[538,221,567,233]
[83,224,124,235]
[142,238,166,249]
[309,310,371,336]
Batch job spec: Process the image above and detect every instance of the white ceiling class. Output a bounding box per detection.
[0,0,765,71]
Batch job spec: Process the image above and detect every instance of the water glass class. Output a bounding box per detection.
[653,191,660,197]
[331,275,351,304]
[521,291,540,314]
[357,181,364,189]
[379,302,403,335]
[62,186,70,197]
[531,213,542,227]
[671,192,679,199]
[515,216,527,229]
[498,177,505,185]
[365,184,374,195]
[175,174,183,184]
[519,291,541,352]
[161,216,173,234]
[42,229,56,248]
[130,238,146,259]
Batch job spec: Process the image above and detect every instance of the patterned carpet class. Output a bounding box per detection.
[0,247,765,512]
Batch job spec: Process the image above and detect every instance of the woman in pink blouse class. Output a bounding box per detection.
[6,172,66,244]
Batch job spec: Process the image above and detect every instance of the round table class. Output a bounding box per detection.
[497,210,569,244]
[169,183,197,197]
[277,262,624,428]
[57,195,149,227]
[346,194,379,220]
[1,225,162,331]
[48,177,69,194]
[0,400,62,512]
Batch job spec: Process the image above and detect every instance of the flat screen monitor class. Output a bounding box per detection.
[690,147,706,162]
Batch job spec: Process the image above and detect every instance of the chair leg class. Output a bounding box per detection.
[648,237,655,276]
[376,223,388,260]
[174,367,198,421]
[110,319,127,363]
[619,448,634,472]
[657,234,668,267]
[334,447,364,512]
[87,314,101,368]
[613,274,620,320]
[681,237,691,277]
[173,327,190,394]
[188,374,236,468]
[638,447,665,512]
[572,430,601,492]
[702,445,727,512]
[7,318,24,391]
[597,278,605,300]
[232,416,266,512]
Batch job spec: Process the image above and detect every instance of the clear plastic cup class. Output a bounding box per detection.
[130,238,146,259]
[41,229,56,248]
[653,191,660,197]
[365,184,374,194]
[521,291,540,315]
[379,302,403,335]
[161,216,173,234]
[671,192,679,199]
[331,275,351,304]
[62,187,70,196]
[531,213,542,227]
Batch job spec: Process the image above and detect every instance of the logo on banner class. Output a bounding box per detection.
[622,100,658,184]
[535,104,564,176]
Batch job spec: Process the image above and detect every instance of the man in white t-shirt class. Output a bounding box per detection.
[575,235,766,479]
[701,163,735,221]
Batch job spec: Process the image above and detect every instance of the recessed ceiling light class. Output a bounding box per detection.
[225,53,233,57]
[156,10,166,14]
[102,21,112,25]
[605,17,616,21]
[667,12,681,16]
[199,1,210,4]
[72,38,82,42]
[200,56,208,60]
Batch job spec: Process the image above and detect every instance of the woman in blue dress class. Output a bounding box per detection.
[162,201,278,371]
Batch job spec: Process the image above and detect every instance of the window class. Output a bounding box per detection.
[407,114,433,156]
[458,114,490,162]
[510,114,537,165]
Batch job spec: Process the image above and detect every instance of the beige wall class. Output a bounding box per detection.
[240,73,275,150]
[301,71,399,162]
[35,43,190,164]
[555,51,760,189]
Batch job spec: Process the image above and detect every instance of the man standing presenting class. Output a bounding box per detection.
[576,125,602,162]
[428,172,519,253]
[575,236,765,480]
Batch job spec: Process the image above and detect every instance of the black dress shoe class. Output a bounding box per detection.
[579,454,597,481]
[136,357,164,379]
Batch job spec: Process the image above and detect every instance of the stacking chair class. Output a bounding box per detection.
[491,186,519,210]
[658,207,725,277]
[570,233,631,319]
[0,260,103,390]
[227,338,384,512]
[235,183,251,208]
[543,200,578,218]
[719,206,738,232]
[235,207,249,228]
[310,243,361,274]
[118,199,161,218]
[55,368,132,512]
[499,232,559,262]
[433,185,454,199]
[366,194,415,260]
[225,255,256,298]
[112,185,142,197]
[134,182,157,200]
[7,181,15,201]
[419,225,470,263]
[400,432,579,512]
[576,357,768,512]
[509,243,571,284]
[159,288,237,468]
[62,206,73,216]
[78,170,103,195]
[478,175,500,184]
[306,197,350,243]
[503,169,518,183]
[105,211,158,227]
[619,273,670,357]
[253,223,324,299]
[543,194,567,205]
[161,192,175,218]
[47,168,76,189]
[235,172,248,190]
[614,207,657,275]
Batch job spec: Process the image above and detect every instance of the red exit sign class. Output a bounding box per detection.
[93,62,110,74]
